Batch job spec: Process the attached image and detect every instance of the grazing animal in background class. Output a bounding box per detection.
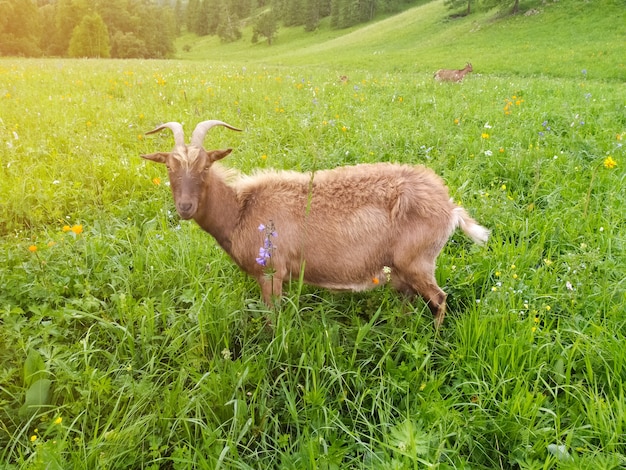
[434,63,473,82]
[142,120,489,328]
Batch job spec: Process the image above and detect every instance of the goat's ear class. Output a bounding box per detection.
[208,148,233,163]
[141,152,170,164]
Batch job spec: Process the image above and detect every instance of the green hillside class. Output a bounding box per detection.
[177,0,626,80]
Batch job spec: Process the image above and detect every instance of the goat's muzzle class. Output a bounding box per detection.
[176,201,196,220]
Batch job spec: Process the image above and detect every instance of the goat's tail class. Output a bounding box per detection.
[452,206,490,245]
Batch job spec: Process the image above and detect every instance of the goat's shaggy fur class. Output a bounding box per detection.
[142,120,489,328]
[434,63,473,82]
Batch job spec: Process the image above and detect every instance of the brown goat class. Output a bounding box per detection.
[434,63,473,82]
[142,120,489,328]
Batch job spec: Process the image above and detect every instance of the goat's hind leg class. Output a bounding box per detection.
[394,266,447,329]
[413,277,447,329]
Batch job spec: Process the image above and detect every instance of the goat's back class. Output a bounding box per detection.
[236,163,452,220]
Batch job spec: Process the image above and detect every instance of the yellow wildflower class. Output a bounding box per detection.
[71,225,83,235]
[28,245,37,253]
[54,417,63,425]
[603,156,617,169]
[481,133,489,139]
[152,177,161,186]
[30,435,37,442]
[62,225,71,232]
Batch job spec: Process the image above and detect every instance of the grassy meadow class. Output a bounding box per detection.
[1,1,625,468]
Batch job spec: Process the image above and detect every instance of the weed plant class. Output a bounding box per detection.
[0,47,624,469]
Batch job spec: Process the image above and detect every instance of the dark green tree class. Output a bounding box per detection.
[284,0,304,26]
[194,0,211,36]
[484,0,522,14]
[445,0,523,16]
[216,0,242,42]
[111,31,147,58]
[359,0,377,22]
[443,0,473,16]
[96,0,137,34]
[231,0,253,19]
[38,2,57,55]
[68,13,110,57]
[133,2,176,58]
[54,0,89,55]
[0,0,42,56]
[174,0,184,34]
[206,0,222,35]
[252,10,278,44]
[330,0,340,27]
[186,0,201,32]
[304,0,321,31]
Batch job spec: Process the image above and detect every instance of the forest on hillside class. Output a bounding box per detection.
[1,0,178,58]
[1,0,524,58]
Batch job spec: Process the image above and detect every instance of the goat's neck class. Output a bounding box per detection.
[194,167,239,253]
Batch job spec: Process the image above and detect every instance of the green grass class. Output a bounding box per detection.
[1,1,625,468]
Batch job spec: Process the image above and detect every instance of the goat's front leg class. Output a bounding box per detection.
[258,273,283,307]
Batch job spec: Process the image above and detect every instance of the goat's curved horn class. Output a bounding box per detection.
[145,122,185,147]
[190,120,242,148]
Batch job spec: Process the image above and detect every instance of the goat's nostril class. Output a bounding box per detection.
[179,202,192,212]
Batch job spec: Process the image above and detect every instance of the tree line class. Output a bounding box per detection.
[1,0,526,58]
[444,0,528,16]
[185,0,424,45]
[1,0,177,58]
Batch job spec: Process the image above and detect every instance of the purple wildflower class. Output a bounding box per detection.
[256,220,277,268]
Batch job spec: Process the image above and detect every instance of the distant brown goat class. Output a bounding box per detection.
[142,120,489,328]
[434,63,473,82]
